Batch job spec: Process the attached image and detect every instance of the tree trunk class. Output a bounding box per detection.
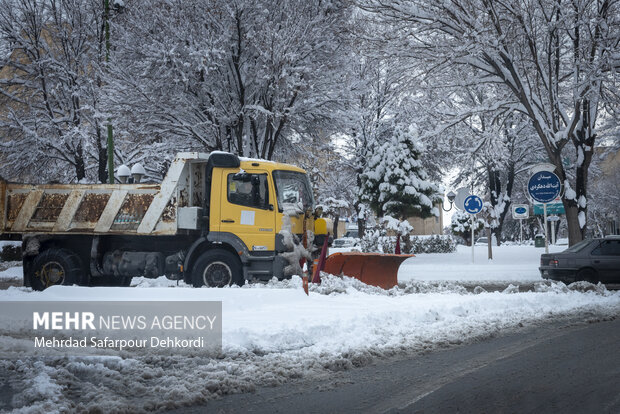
[358,218,366,239]
[492,224,502,247]
[96,126,108,183]
[563,204,582,245]
[333,214,340,239]
[74,143,86,182]
[487,227,493,260]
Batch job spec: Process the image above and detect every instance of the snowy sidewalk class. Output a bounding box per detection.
[398,244,565,282]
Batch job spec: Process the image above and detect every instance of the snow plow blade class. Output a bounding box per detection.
[323,252,414,289]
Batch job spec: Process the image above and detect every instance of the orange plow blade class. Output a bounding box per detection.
[323,252,414,289]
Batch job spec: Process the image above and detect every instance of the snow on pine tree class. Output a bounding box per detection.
[451,210,484,246]
[360,124,442,221]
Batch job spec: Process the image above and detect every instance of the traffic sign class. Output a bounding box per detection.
[464,195,483,214]
[547,215,560,222]
[533,202,565,215]
[512,204,529,219]
[527,171,561,203]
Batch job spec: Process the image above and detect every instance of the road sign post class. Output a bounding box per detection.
[511,204,529,245]
[464,195,483,263]
[471,215,475,263]
[527,171,561,254]
[543,203,548,252]
[547,215,560,245]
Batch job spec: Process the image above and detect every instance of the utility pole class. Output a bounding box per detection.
[104,0,115,184]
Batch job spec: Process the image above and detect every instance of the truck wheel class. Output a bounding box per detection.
[28,248,86,291]
[192,250,243,288]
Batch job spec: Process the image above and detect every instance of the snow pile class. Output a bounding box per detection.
[238,275,472,296]
[0,263,22,280]
[131,276,190,288]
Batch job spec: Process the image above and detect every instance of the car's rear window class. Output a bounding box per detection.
[563,239,592,253]
[591,240,620,256]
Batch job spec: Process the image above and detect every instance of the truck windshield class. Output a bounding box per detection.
[272,170,315,213]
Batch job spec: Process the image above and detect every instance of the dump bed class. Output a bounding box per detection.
[0,153,209,236]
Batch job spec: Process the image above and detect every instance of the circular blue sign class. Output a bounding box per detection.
[515,207,527,214]
[464,195,483,214]
[527,171,561,203]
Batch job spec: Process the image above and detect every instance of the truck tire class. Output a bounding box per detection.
[28,248,87,291]
[192,250,243,288]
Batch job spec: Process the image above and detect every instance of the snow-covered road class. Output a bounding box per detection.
[0,245,619,412]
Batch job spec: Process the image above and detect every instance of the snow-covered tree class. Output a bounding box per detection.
[103,0,350,162]
[451,210,485,246]
[0,0,109,182]
[317,160,356,239]
[361,124,442,221]
[587,151,620,236]
[449,100,541,245]
[363,0,620,245]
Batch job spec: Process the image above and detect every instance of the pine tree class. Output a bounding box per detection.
[451,210,484,245]
[360,124,441,220]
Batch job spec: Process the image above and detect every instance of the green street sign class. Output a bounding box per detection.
[533,202,565,215]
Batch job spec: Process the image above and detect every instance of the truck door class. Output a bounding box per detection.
[219,170,276,252]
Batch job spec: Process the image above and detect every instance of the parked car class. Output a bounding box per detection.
[333,229,360,248]
[539,236,620,284]
[475,237,488,246]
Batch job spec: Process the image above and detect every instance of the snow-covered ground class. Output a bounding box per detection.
[0,244,564,283]
[398,244,566,282]
[0,244,619,412]
[0,264,22,280]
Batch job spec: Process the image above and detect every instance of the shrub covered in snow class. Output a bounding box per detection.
[451,210,484,245]
[360,215,409,253]
[360,228,394,254]
[362,232,456,254]
[406,235,457,254]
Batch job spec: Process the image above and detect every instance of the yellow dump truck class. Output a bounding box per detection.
[0,152,332,290]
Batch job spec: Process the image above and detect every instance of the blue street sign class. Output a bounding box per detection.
[515,207,527,214]
[464,195,483,214]
[527,171,561,203]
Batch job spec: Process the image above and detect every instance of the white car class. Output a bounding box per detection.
[333,230,360,248]
[475,237,489,246]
